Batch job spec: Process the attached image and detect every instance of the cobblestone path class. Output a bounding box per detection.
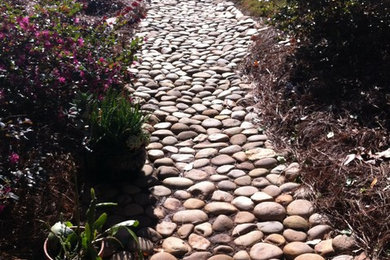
[109,0,357,259]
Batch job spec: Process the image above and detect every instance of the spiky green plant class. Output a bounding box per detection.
[88,90,149,153]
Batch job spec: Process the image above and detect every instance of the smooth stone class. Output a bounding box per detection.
[275,194,294,206]
[262,185,282,197]
[234,186,258,196]
[188,233,211,250]
[211,154,235,165]
[256,221,284,234]
[232,223,257,237]
[178,131,198,140]
[234,230,263,246]
[156,221,177,237]
[162,237,191,257]
[185,169,209,181]
[264,233,286,246]
[331,255,354,260]
[209,233,232,244]
[232,196,254,210]
[252,177,271,188]
[230,134,247,145]
[183,252,211,260]
[187,181,216,198]
[332,235,356,252]
[220,145,242,154]
[204,202,238,215]
[286,199,314,217]
[245,148,276,161]
[283,229,307,242]
[266,173,286,186]
[163,198,182,211]
[254,158,278,169]
[283,242,314,259]
[213,245,234,255]
[173,190,192,200]
[183,198,206,209]
[151,185,172,196]
[234,211,256,223]
[233,250,250,260]
[171,154,194,163]
[217,165,235,174]
[315,239,335,256]
[249,168,269,177]
[202,118,222,129]
[250,192,273,203]
[211,190,234,202]
[234,176,252,186]
[171,123,190,134]
[254,202,286,221]
[157,166,180,179]
[212,215,234,232]
[172,210,208,224]
[208,255,234,260]
[209,133,229,142]
[150,252,177,260]
[249,243,283,260]
[283,215,310,231]
[194,222,213,237]
[295,254,325,260]
[196,148,219,158]
[217,180,237,191]
[163,177,194,188]
[307,224,332,240]
[177,224,194,239]
[309,213,329,226]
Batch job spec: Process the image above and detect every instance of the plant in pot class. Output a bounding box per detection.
[85,90,149,181]
[44,188,142,260]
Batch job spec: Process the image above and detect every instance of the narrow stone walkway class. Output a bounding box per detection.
[110,0,356,259]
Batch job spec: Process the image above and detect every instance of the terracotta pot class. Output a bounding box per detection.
[43,238,105,260]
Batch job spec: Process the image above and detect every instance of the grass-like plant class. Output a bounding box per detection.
[88,90,149,153]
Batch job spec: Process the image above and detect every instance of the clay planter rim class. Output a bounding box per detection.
[43,237,105,260]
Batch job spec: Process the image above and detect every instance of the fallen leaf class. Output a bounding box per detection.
[376,148,390,159]
[370,177,378,189]
[343,154,356,165]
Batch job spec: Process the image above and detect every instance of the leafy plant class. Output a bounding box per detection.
[87,90,149,153]
[46,188,141,260]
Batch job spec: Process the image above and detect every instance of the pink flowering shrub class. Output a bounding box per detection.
[0,0,144,120]
[0,0,146,217]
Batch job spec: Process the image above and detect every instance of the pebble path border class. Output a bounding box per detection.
[108,0,357,259]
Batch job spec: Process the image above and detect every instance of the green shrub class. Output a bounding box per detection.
[275,0,390,98]
[88,90,149,153]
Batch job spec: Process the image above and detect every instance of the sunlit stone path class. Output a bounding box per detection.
[109,0,356,259]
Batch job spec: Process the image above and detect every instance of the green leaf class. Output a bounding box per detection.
[93,213,107,232]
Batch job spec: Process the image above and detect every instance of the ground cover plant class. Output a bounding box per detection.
[0,0,147,258]
[236,0,390,258]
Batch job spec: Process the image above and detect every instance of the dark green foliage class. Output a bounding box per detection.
[275,0,390,120]
[88,90,149,153]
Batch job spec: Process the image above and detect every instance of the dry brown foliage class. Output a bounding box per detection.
[0,154,76,259]
[242,25,390,259]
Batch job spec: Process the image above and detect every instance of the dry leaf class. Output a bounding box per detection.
[370,177,378,189]
[343,154,356,165]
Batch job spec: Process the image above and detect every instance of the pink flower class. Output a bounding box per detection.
[80,71,85,78]
[74,18,80,24]
[17,16,30,30]
[77,38,84,47]
[9,153,20,164]
[58,77,66,83]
